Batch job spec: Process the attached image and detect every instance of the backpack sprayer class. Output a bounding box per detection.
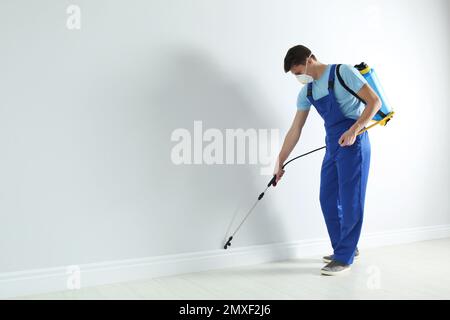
[224,62,394,250]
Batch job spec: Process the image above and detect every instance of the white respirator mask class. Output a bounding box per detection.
[295,53,314,85]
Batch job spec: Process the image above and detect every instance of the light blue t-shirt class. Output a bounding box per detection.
[296,64,368,120]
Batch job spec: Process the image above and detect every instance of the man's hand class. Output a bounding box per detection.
[337,83,382,147]
[273,165,285,186]
[338,128,358,147]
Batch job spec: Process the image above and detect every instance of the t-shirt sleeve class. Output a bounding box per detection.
[296,86,311,111]
[339,64,368,94]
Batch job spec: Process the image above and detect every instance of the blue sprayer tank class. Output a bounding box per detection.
[354,62,393,122]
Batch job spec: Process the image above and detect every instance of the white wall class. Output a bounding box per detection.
[0,0,449,285]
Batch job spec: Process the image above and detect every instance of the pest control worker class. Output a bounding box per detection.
[274,45,381,276]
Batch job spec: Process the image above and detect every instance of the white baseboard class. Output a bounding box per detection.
[1,224,449,299]
[360,224,450,248]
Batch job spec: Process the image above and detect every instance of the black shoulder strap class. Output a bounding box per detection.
[336,64,387,119]
[336,64,366,105]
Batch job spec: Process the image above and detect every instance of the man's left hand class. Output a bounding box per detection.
[338,129,358,147]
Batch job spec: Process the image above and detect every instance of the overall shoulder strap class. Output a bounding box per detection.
[306,83,314,104]
[328,64,337,91]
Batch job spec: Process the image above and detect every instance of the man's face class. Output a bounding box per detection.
[290,63,307,76]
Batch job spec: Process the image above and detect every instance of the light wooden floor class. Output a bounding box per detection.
[16,238,450,300]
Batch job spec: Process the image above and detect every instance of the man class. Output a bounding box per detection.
[274,45,381,276]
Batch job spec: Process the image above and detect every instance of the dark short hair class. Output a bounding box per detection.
[283,45,316,73]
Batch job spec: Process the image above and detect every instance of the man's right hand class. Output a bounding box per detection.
[273,166,285,186]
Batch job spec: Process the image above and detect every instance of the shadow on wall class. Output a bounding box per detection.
[145,45,290,254]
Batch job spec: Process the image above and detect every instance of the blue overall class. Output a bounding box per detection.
[307,64,371,265]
